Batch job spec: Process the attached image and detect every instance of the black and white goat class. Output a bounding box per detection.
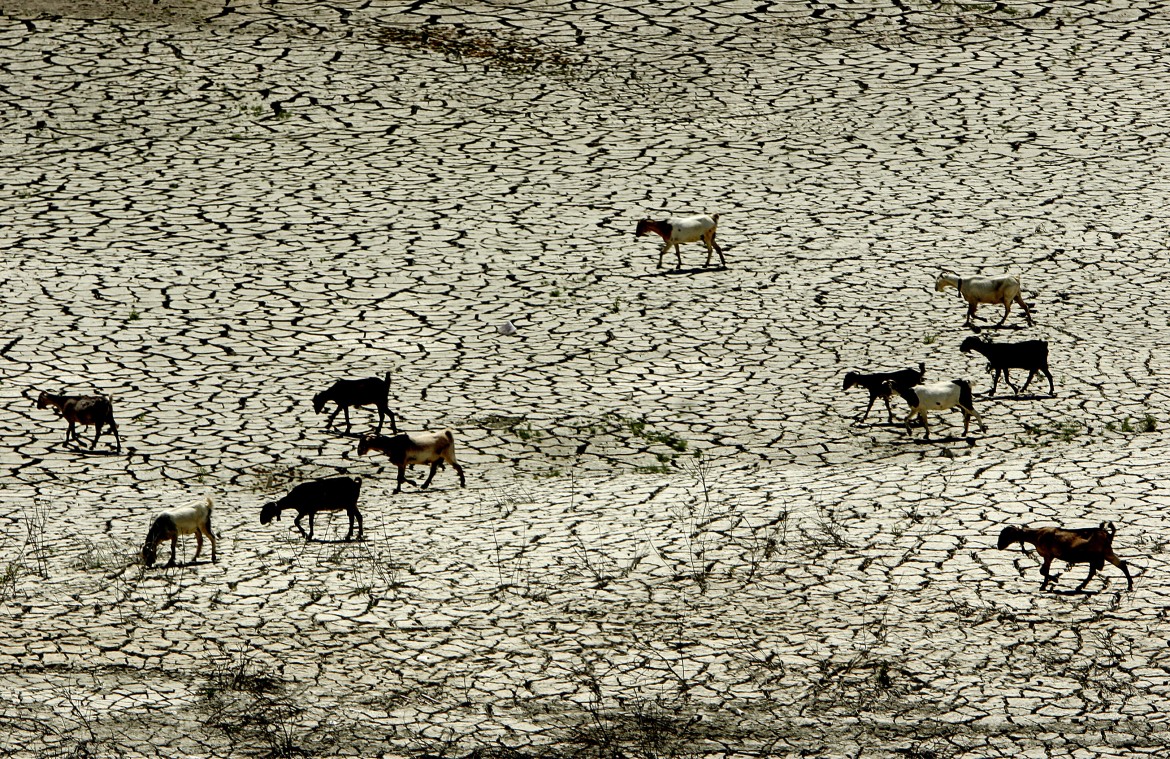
[357,430,466,494]
[260,476,363,541]
[635,214,725,269]
[842,362,926,424]
[312,372,397,435]
[890,379,985,439]
[959,336,1054,396]
[142,497,217,568]
[36,391,121,452]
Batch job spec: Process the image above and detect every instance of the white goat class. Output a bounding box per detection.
[635,213,725,269]
[935,272,1033,327]
[889,379,986,439]
[142,497,217,568]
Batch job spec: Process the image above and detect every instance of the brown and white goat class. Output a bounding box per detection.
[36,391,121,452]
[635,213,725,269]
[357,430,466,494]
[142,497,217,568]
[997,522,1133,592]
[261,476,363,541]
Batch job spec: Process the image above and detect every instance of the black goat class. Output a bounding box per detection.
[312,372,397,435]
[842,363,926,424]
[959,336,1053,395]
[260,477,363,541]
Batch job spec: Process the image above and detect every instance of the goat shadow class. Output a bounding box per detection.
[967,323,1029,334]
[302,536,363,544]
[638,265,729,277]
[57,443,122,457]
[979,392,1054,402]
[887,435,979,446]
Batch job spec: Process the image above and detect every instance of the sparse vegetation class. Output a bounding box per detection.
[377,24,580,77]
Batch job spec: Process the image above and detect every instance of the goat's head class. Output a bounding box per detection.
[311,391,327,414]
[634,219,655,238]
[260,502,281,525]
[35,391,51,409]
[142,537,159,568]
[357,436,375,456]
[997,526,1023,551]
[934,272,957,292]
[842,372,860,391]
[958,336,983,354]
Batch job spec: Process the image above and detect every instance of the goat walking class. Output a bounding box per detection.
[998,522,1133,592]
[935,272,1033,328]
[635,214,725,269]
[843,363,926,424]
[312,372,397,435]
[890,379,985,439]
[358,430,466,494]
[261,477,363,541]
[959,336,1054,395]
[36,391,121,452]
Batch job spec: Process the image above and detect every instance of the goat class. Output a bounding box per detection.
[312,372,397,435]
[997,522,1133,592]
[35,391,121,452]
[890,379,985,439]
[635,213,725,269]
[142,497,217,568]
[935,272,1034,327]
[959,336,1054,395]
[260,476,363,541]
[842,362,926,424]
[357,430,466,494]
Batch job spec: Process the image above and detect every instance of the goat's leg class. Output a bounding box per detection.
[674,243,683,270]
[91,422,104,449]
[1075,562,1101,592]
[341,407,352,433]
[394,465,407,494]
[325,405,342,431]
[293,513,310,539]
[919,411,931,439]
[1107,554,1133,590]
[1038,557,1054,590]
[346,506,363,541]
[66,420,77,445]
[703,239,713,267]
[109,420,121,452]
[711,238,725,267]
[449,458,466,487]
[421,461,440,489]
[193,531,204,562]
[989,369,1001,396]
[965,302,978,325]
[1003,369,1020,395]
[854,395,878,424]
[1019,370,1035,393]
[166,536,178,568]
[996,300,1012,326]
[203,518,217,561]
[374,406,384,435]
[1015,294,1034,326]
[964,405,987,432]
[1042,367,1055,395]
[657,243,668,268]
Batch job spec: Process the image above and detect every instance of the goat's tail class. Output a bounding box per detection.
[204,496,214,514]
[1104,521,1116,538]
[383,371,393,389]
[710,213,720,225]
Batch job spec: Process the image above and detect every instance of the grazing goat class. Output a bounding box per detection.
[635,213,725,269]
[142,497,217,568]
[357,430,466,494]
[959,336,1054,395]
[998,522,1133,592]
[35,391,121,452]
[312,372,397,435]
[261,476,363,541]
[890,379,985,439]
[935,272,1034,327]
[842,362,926,424]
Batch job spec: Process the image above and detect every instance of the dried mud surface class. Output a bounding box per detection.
[2,1,1170,757]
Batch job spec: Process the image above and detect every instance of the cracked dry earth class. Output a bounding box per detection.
[2,0,1170,757]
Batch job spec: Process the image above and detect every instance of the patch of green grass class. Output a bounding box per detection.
[1019,420,1084,446]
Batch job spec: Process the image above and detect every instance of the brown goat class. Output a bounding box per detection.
[36,391,121,452]
[357,430,465,494]
[997,522,1133,592]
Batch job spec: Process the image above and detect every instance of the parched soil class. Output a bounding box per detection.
[2,1,1170,757]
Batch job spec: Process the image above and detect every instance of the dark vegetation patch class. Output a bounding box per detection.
[377,24,581,76]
